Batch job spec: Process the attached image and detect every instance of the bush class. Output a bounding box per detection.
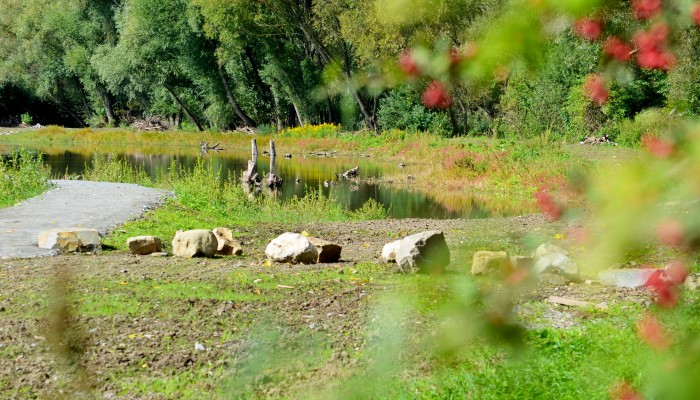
[0,149,51,208]
[377,84,451,136]
[20,112,33,125]
[616,109,677,147]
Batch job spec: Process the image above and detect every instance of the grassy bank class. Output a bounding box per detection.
[0,149,51,209]
[77,156,388,251]
[0,126,629,217]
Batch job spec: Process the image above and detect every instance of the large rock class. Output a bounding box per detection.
[265,233,318,264]
[533,253,579,280]
[471,251,511,275]
[127,236,162,255]
[38,228,101,253]
[599,268,656,288]
[533,243,568,259]
[395,231,450,274]
[381,240,402,263]
[172,230,218,258]
[212,227,243,256]
[308,237,341,263]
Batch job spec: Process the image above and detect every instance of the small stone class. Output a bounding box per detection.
[126,236,162,255]
[265,233,318,264]
[172,230,218,258]
[194,342,205,351]
[38,228,101,253]
[307,237,342,263]
[471,251,510,275]
[150,252,168,257]
[598,268,656,288]
[212,227,243,256]
[381,240,402,263]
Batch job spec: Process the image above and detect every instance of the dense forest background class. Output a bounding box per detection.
[0,0,698,143]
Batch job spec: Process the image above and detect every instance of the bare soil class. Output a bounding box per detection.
[0,215,654,399]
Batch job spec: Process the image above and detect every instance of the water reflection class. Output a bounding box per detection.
[2,144,494,219]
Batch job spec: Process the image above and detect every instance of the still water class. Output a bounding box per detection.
[7,145,493,219]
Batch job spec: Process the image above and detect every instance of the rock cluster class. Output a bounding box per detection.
[38,228,101,253]
[469,242,579,283]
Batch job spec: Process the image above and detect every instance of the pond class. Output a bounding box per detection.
[3,143,494,219]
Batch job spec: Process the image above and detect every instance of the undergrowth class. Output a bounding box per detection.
[0,149,51,208]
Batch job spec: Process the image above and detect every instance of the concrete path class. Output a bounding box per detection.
[0,180,171,259]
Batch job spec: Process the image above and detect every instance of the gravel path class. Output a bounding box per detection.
[0,180,170,259]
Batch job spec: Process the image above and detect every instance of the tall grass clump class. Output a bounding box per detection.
[82,154,152,185]
[0,149,51,208]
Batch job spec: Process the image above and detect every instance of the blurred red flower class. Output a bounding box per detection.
[534,190,563,221]
[604,37,633,62]
[633,0,662,19]
[637,313,670,350]
[634,25,676,70]
[610,381,643,400]
[422,81,452,109]
[693,4,700,26]
[399,50,420,78]
[645,261,688,308]
[574,18,602,41]
[641,134,674,158]
[656,219,684,247]
[583,74,609,105]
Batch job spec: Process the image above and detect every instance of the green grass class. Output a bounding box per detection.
[0,148,51,208]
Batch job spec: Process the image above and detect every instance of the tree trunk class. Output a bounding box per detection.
[290,96,305,127]
[98,85,117,126]
[217,64,257,128]
[272,91,283,131]
[165,85,205,131]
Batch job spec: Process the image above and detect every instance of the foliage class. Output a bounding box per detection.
[377,84,451,136]
[0,149,51,208]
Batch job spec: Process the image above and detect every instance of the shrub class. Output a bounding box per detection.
[20,112,33,125]
[377,84,451,136]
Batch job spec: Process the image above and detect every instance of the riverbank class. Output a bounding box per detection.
[0,126,635,217]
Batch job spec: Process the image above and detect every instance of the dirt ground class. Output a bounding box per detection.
[0,215,655,399]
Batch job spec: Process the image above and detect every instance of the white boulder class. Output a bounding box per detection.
[265,233,318,264]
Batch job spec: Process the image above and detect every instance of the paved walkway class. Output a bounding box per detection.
[0,180,170,259]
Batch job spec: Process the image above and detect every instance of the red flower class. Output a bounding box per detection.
[655,219,684,247]
[693,4,700,26]
[634,24,668,51]
[534,190,563,221]
[610,381,643,400]
[645,261,688,308]
[604,37,633,62]
[422,81,452,109]
[583,74,609,105]
[637,49,676,70]
[399,50,420,78]
[573,18,602,41]
[641,134,674,158]
[634,25,676,70]
[633,0,662,20]
[637,313,670,350]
